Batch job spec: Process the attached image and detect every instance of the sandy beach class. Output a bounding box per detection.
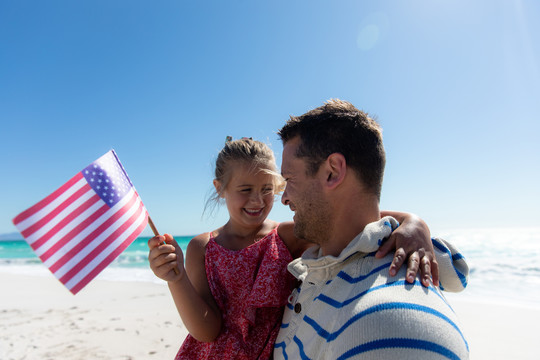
[445,293,540,360]
[1,272,539,360]
[0,273,188,360]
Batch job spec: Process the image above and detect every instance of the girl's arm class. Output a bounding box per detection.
[148,234,222,342]
[376,213,469,292]
[377,210,438,287]
[279,210,439,286]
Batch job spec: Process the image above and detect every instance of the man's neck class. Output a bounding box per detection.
[320,194,380,257]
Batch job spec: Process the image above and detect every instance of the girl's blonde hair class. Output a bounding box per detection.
[204,138,285,213]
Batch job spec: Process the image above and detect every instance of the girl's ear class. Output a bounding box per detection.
[324,153,347,189]
[213,179,224,198]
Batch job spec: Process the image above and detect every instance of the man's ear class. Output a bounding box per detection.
[323,153,347,189]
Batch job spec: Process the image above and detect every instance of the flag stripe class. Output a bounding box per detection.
[40,201,110,263]
[22,183,94,245]
[60,196,145,288]
[12,172,85,228]
[35,197,105,259]
[29,190,100,252]
[68,209,148,294]
[21,181,90,241]
[12,150,149,294]
[44,189,139,271]
[49,190,140,275]
[59,194,145,286]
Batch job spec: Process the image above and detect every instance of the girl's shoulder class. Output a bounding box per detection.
[277,221,311,258]
[276,221,294,239]
[186,229,219,257]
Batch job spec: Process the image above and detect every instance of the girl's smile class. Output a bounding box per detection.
[244,208,264,216]
[217,162,277,229]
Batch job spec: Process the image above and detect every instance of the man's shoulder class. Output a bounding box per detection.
[305,255,468,358]
[323,253,451,315]
[276,251,469,360]
[334,252,393,285]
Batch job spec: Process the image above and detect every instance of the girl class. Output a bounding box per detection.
[148,138,457,359]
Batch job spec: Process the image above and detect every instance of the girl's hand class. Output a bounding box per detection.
[376,212,439,287]
[148,234,185,283]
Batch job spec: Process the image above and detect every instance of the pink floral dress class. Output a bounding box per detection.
[175,227,295,360]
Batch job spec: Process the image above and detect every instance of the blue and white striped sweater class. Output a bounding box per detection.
[274,217,469,360]
[432,237,468,292]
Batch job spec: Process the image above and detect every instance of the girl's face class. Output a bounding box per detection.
[217,162,276,228]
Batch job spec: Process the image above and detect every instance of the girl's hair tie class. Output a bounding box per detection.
[225,136,253,144]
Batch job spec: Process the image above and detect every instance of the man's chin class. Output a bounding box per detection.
[293,225,303,240]
[293,224,310,243]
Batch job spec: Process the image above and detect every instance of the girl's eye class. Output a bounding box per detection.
[262,188,273,194]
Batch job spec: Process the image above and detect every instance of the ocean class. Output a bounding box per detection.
[1,228,539,309]
[0,236,192,285]
[438,227,540,309]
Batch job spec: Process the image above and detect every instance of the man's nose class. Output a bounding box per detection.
[281,187,289,206]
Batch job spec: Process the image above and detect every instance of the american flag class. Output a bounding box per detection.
[12,150,148,294]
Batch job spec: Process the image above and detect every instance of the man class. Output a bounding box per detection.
[274,99,469,359]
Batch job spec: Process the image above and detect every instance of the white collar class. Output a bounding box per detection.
[287,217,399,283]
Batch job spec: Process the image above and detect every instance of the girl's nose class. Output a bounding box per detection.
[250,191,264,205]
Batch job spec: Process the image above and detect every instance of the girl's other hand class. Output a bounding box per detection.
[376,213,439,287]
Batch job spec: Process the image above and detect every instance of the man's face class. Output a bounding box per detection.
[281,137,331,244]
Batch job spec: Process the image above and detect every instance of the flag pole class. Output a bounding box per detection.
[148,215,180,275]
[148,216,160,236]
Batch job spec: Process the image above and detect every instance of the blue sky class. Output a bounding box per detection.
[1,0,539,237]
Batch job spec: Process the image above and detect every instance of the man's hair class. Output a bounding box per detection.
[278,99,386,198]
